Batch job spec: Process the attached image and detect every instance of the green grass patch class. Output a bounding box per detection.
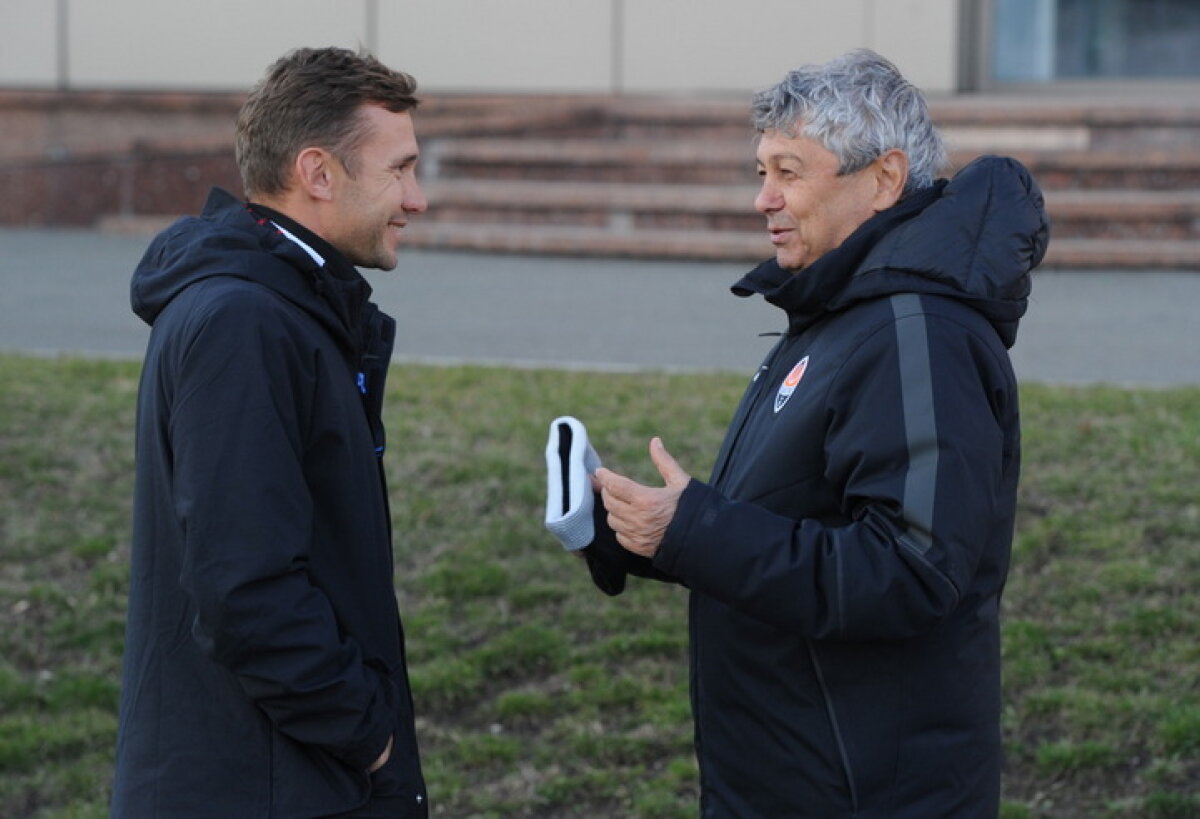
[1,356,1197,816]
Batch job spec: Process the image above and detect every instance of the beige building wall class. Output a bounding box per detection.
[379,1,617,92]
[0,0,960,94]
[0,1,61,85]
[67,0,370,90]
[620,0,958,94]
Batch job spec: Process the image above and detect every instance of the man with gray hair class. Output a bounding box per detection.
[585,49,1048,816]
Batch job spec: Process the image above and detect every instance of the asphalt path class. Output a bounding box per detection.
[2,226,1197,387]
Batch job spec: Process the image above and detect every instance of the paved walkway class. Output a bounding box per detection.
[1,227,1197,387]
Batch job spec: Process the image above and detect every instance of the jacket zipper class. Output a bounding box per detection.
[688,593,711,810]
[697,332,790,812]
[709,333,791,489]
[807,641,860,813]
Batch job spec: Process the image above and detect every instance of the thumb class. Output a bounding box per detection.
[649,437,690,488]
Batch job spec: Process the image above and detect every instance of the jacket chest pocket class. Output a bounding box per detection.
[719,395,831,516]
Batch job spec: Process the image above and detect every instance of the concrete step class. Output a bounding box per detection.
[426,138,752,185]
[420,180,1200,241]
[1040,238,1200,269]
[1006,150,1200,191]
[7,89,1193,163]
[11,89,1198,269]
[95,209,1200,270]
[422,180,760,232]
[529,93,1200,151]
[397,219,1200,270]
[427,137,1200,190]
[14,140,1198,233]
[400,221,767,262]
[1046,189,1200,240]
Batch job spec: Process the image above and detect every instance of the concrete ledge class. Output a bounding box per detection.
[418,180,1200,240]
[393,222,1200,270]
[8,90,1199,268]
[1040,238,1200,269]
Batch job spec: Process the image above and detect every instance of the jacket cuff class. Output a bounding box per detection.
[337,665,398,772]
[357,724,395,774]
[584,490,682,592]
[582,496,627,596]
[652,478,711,578]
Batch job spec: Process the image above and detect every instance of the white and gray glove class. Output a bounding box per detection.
[543,416,602,551]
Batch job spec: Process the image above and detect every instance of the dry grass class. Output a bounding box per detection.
[0,356,1196,817]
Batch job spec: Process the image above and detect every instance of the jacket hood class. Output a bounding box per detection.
[733,155,1049,348]
[130,188,371,352]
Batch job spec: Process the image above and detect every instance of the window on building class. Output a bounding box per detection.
[993,0,1200,82]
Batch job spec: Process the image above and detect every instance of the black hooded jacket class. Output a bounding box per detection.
[586,157,1049,817]
[113,189,427,817]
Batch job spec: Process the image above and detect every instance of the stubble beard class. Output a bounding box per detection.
[342,221,399,272]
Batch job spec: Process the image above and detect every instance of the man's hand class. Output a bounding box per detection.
[368,734,393,773]
[594,437,691,558]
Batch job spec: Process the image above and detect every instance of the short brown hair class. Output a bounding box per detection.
[235,47,420,199]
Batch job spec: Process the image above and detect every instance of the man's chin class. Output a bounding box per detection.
[377,240,402,271]
[775,251,805,272]
[352,248,399,272]
[374,254,400,272]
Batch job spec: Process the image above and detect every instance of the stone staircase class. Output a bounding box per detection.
[5,89,1199,270]
[403,93,1200,269]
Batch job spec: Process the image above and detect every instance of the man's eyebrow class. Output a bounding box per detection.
[759,152,805,165]
[390,152,420,169]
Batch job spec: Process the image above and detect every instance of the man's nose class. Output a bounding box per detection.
[404,178,428,214]
[755,182,782,214]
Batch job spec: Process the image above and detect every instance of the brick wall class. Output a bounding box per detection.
[1,90,244,225]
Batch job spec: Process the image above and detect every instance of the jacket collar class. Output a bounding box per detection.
[246,202,374,347]
[732,183,944,335]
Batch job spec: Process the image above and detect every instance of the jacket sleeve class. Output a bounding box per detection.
[167,290,392,772]
[652,307,1015,640]
[582,492,681,595]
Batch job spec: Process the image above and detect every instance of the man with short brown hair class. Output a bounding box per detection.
[114,47,428,817]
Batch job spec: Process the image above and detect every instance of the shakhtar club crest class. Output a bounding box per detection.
[774,356,809,413]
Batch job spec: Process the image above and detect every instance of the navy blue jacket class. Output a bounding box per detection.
[114,189,427,817]
[587,157,1049,818]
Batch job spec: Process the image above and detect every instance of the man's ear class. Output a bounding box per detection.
[872,149,909,211]
[293,147,337,202]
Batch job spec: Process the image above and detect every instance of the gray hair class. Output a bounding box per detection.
[751,49,946,193]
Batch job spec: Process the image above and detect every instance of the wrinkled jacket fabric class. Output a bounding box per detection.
[587,157,1049,818]
[113,188,427,817]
